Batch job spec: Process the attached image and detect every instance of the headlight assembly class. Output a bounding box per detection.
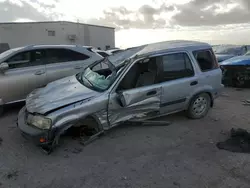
[27,114,52,130]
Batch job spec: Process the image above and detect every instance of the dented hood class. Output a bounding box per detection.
[26,75,99,114]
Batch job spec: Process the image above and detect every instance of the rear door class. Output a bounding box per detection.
[0,49,47,103]
[156,52,198,114]
[44,48,94,83]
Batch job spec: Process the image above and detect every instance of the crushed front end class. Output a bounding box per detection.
[17,107,57,153]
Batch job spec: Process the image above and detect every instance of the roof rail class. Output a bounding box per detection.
[24,44,36,49]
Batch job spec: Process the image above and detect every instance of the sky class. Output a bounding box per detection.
[0,0,250,48]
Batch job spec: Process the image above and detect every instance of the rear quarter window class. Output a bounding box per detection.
[193,49,218,72]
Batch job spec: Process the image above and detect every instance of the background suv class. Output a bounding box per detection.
[0,44,103,115]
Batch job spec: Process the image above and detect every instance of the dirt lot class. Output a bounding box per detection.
[1,87,250,188]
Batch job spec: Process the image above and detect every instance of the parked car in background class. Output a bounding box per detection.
[245,51,250,56]
[0,44,103,115]
[86,47,112,58]
[0,43,10,54]
[17,40,223,152]
[106,48,124,55]
[220,56,250,87]
[213,45,250,63]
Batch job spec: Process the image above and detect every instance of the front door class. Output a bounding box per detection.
[108,57,162,127]
[0,49,47,104]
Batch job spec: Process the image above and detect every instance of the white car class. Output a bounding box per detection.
[91,48,112,57]
[106,48,123,55]
[0,44,102,114]
[82,46,112,58]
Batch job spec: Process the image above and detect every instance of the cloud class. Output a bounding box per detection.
[172,0,250,26]
[88,4,176,29]
[1,0,250,31]
[88,0,250,29]
[0,0,62,22]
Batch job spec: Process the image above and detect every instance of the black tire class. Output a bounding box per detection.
[187,93,211,119]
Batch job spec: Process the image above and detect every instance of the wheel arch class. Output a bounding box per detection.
[187,91,213,110]
[52,114,103,146]
[72,114,103,131]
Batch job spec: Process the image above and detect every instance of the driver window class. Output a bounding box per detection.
[6,51,31,69]
[117,57,159,91]
[6,50,45,69]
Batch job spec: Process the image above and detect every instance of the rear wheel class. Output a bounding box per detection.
[187,93,211,119]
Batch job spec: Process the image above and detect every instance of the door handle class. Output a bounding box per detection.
[147,90,157,96]
[34,70,45,75]
[190,81,198,86]
[75,66,83,69]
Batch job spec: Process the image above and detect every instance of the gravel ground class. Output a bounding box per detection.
[1,87,250,188]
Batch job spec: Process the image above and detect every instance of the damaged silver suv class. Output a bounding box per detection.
[17,40,223,152]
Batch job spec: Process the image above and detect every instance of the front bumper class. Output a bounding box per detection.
[17,107,54,146]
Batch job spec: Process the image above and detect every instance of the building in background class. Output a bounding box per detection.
[0,21,115,50]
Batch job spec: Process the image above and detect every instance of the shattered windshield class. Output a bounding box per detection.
[76,58,124,91]
[76,46,145,91]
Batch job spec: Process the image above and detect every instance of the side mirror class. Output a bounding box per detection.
[0,63,9,72]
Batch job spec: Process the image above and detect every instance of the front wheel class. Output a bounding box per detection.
[187,93,211,119]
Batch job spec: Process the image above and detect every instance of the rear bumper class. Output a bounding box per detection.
[214,84,224,99]
[17,107,54,146]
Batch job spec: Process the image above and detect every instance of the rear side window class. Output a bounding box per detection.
[45,49,89,64]
[193,50,217,71]
[160,52,194,82]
